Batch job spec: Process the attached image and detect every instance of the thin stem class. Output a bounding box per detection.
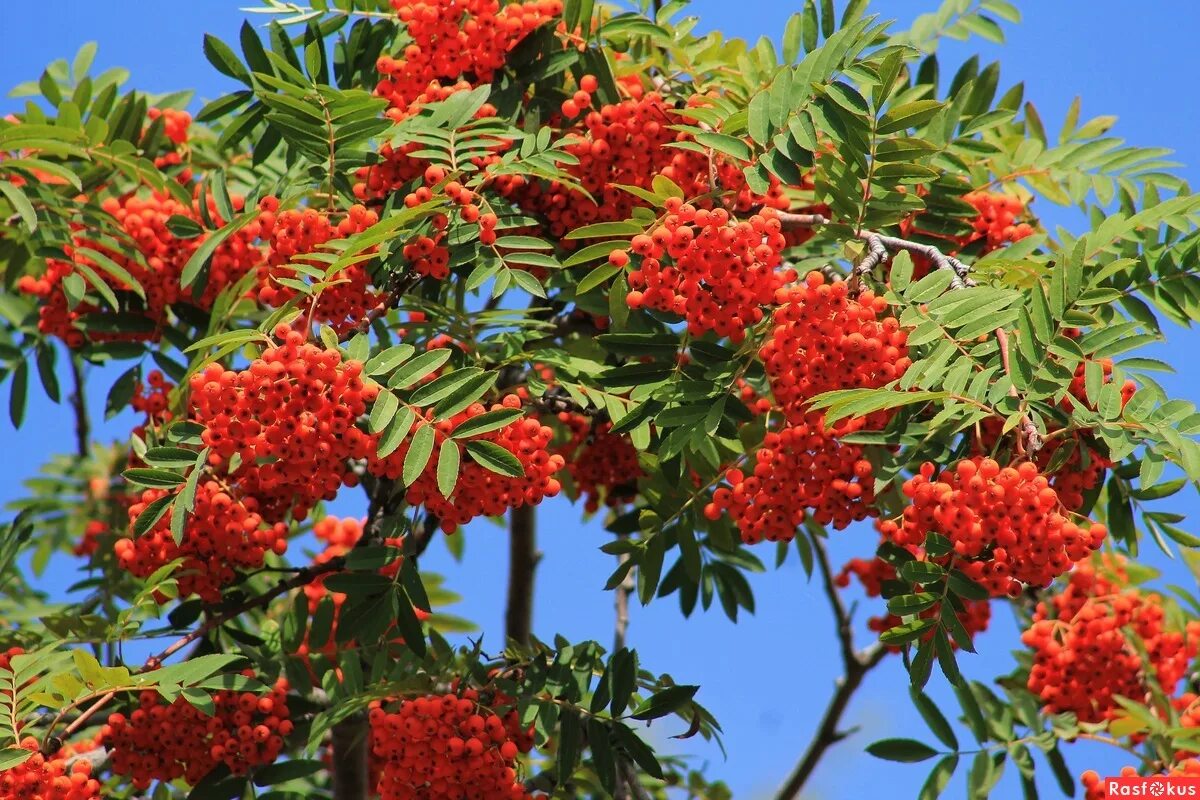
[994,327,1044,456]
[614,536,635,653]
[774,535,887,800]
[505,505,538,646]
[68,354,89,457]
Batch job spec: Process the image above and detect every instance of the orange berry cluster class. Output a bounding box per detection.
[367,395,564,533]
[704,425,877,542]
[102,677,293,790]
[368,690,537,800]
[882,458,1106,597]
[374,0,561,117]
[961,191,1035,251]
[619,204,793,342]
[555,415,642,513]
[1022,558,1200,724]
[560,73,597,119]
[189,325,378,522]
[0,739,101,800]
[118,481,288,603]
[255,197,383,333]
[761,272,911,427]
[836,549,991,652]
[17,190,262,348]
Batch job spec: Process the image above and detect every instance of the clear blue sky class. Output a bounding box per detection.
[4,2,1200,798]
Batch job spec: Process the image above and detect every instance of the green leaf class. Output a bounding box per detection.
[631,685,698,721]
[388,348,452,389]
[451,408,522,438]
[123,468,186,488]
[464,440,524,478]
[252,760,324,787]
[181,212,259,289]
[911,688,958,749]
[204,34,252,85]
[563,221,644,240]
[878,100,945,135]
[133,492,175,538]
[0,748,33,770]
[402,424,436,487]
[0,182,36,233]
[867,738,939,763]
[436,439,460,499]
[368,390,400,434]
[377,406,416,459]
[577,262,623,295]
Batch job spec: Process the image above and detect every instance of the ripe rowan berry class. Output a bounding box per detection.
[0,738,102,800]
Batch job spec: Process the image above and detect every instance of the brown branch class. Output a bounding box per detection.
[339,272,421,342]
[331,713,371,800]
[774,536,887,800]
[614,535,635,654]
[505,505,539,646]
[994,327,1044,457]
[68,355,89,457]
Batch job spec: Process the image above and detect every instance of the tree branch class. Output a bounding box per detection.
[331,712,371,800]
[505,505,538,646]
[613,537,635,653]
[68,354,89,457]
[774,535,887,800]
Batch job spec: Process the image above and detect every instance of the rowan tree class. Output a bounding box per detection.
[2,1,1200,798]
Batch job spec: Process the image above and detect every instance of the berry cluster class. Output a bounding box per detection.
[1022,558,1200,723]
[555,414,642,513]
[189,325,377,522]
[118,481,288,603]
[374,0,561,118]
[619,204,793,342]
[0,739,101,800]
[761,272,911,427]
[367,395,564,532]
[961,191,1036,251]
[102,677,293,789]
[368,690,537,800]
[705,425,876,542]
[881,459,1106,597]
[836,549,991,651]
[255,197,383,333]
[17,190,262,348]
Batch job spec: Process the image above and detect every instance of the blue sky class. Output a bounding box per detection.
[4,2,1200,798]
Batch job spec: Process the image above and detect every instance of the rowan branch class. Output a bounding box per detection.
[774,535,886,800]
[68,354,89,457]
[331,712,371,800]
[505,505,539,646]
[994,327,1044,457]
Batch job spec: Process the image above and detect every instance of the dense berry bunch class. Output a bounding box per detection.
[836,549,991,651]
[962,191,1036,251]
[705,424,876,542]
[255,198,383,333]
[118,481,288,602]
[374,0,561,117]
[102,677,293,790]
[761,272,911,426]
[189,325,378,522]
[16,190,262,347]
[880,458,1106,597]
[1022,559,1200,723]
[619,203,793,342]
[0,738,101,800]
[555,415,641,512]
[368,690,536,800]
[368,395,564,532]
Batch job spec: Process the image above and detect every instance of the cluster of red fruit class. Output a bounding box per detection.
[118,481,288,602]
[555,415,642,513]
[189,327,377,521]
[618,204,792,342]
[255,197,383,334]
[368,689,538,800]
[0,739,102,800]
[101,677,292,790]
[374,0,560,119]
[836,547,991,651]
[17,188,262,348]
[762,273,911,427]
[882,459,1106,597]
[367,395,564,533]
[961,190,1036,251]
[1023,557,1200,724]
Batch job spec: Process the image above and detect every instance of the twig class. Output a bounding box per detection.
[68,355,89,457]
[774,536,887,800]
[614,546,634,653]
[339,272,421,342]
[994,327,1044,456]
[505,505,539,646]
